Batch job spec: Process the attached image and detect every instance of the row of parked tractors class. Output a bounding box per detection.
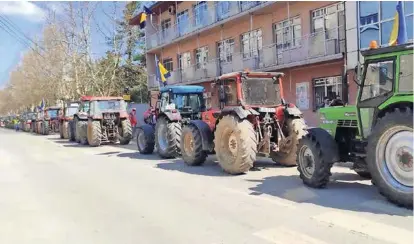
[134,44,413,209]
[11,96,133,147]
[2,43,412,209]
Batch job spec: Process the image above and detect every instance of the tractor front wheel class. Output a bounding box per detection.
[155,117,181,159]
[68,121,76,141]
[87,120,102,147]
[136,126,155,154]
[297,128,339,188]
[271,118,307,166]
[76,120,88,145]
[61,121,70,139]
[119,119,132,145]
[42,121,50,135]
[181,124,207,166]
[367,108,413,209]
[214,115,257,175]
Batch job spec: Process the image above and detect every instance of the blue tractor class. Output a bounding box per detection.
[136,85,206,158]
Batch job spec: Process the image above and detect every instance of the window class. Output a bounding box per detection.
[313,76,343,110]
[195,46,208,69]
[240,1,261,11]
[162,58,173,72]
[193,1,208,28]
[217,38,234,63]
[361,60,394,101]
[312,2,344,39]
[160,92,170,112]
[216,1,232,21]
[241,29,262,58]
[359,1,414,48]
[177,10,189,36]
[161,19,171,38]
[399,54,413,92]
[274,16,301,49]
[178,52,191,70]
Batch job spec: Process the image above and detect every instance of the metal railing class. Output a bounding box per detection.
[148,26,345,88]
[146,1,264,50]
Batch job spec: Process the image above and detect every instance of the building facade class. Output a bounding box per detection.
[131,1,350,126]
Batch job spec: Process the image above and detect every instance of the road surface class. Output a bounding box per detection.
[0,128,412,244]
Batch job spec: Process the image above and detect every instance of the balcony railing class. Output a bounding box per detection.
[148,26,345,88]
[146,1,264,50]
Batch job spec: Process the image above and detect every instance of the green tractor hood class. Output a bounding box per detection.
[318,105,358,137]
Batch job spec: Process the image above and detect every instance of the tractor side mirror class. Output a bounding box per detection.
[353,64,362,87]
[218,85,227,103]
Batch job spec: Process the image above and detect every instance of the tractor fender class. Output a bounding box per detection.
[163,111,182,122]
[138,124,155,143]
[188,120,214,151]
[220,106,259,119]
[285,106,302,117]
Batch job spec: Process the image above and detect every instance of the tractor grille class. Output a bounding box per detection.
[337,119,357,127]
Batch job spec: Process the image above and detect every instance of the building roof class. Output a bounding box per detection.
[160,85,205,94]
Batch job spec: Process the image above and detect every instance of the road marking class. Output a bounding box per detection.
[312,211,413,244]
[253,226,329,244]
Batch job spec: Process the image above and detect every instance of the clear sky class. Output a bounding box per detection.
[0,1,129,87]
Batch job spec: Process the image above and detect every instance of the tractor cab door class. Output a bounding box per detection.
[356,57,396,139]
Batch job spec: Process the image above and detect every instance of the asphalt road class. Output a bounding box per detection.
[0,128,412,244]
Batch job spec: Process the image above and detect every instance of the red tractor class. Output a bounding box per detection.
[179,71,307,174]
[73,96,132,146]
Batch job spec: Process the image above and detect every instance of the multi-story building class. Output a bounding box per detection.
[131,1,348,126]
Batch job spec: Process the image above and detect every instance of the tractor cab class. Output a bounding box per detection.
[156,85,205,121]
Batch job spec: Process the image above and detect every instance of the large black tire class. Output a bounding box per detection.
[297,127,339,188]
[77,120,88,145]
[366,107,413,209]
[87,120,102,147]
[271,118,307,166]
[155,117,181,159]
[59,122,64,139]
[42,121,50,135]
[136,126,155,154]
[119,119,132,145]
[181,124,207,166]
[68,121,76,141]
[61,121,69,139]
[214,115,257,174]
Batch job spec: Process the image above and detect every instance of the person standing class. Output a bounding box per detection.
[129,108,137,138]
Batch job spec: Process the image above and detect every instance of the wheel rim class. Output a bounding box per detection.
[183,132,194,156]
[299,145,315,178]
[157,122,168,152]
[137,130,146,150]
[228,133,238,155]
[380,130,413,187]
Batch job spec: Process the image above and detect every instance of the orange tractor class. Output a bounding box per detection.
[179,71,308,174]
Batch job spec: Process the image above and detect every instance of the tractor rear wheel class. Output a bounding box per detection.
[367,108,413,209]
[77,120,88,145]
[119,119,132,145]
[297,128,339,188]
[136,126,155,154]
[271,118,307,166]
[68,121,75,141]
[214,115,257,175]
[181,124,207,166]
[61,121,70,139]
[87,120,102,147]
[43,121,50,135]
[155,117,181,159]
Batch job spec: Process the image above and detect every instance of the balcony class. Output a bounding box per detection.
[146,1,267,50]
[148,26,345,88]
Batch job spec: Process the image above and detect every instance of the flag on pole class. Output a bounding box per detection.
[139,6,153,29]
[38,98,45,111]
[155,55,171,86]
[389,1,407,46]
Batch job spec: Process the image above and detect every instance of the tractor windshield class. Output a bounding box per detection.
[242,77,281,106]
[173,93,205,113]
[66,107,78,117]
[47,109,59,118]
[97,100,126,111]
[360,60,394,101]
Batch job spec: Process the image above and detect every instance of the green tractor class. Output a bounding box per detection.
[297,43,413,208]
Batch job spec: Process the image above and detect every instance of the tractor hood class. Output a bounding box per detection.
[319,105,358,130]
